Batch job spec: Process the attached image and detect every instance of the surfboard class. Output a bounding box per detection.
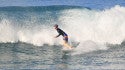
[63,43,73,49]
[62,42,79,52]
[63,42,79,48]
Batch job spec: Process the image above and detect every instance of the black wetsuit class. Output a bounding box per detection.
[56,28,68,42]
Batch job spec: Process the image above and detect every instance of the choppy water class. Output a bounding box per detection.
[0,42,125,70]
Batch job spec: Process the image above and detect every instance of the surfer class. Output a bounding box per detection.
[54,24,72,49]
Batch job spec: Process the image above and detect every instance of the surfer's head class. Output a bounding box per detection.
[54,24,58,29]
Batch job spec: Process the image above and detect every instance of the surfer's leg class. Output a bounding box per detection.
[63,36,68,43]
[63,36,72,49]
[63,41,70,49]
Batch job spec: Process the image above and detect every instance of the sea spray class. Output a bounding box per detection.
[60,5,125,44]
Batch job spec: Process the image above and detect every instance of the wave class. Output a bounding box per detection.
[0,5,125,53]
[0,5,83,11]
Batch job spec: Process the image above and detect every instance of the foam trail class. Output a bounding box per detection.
[72,40,108,55]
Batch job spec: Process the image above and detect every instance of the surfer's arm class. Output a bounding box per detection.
[55,33,61,38]
[55,28,62,38]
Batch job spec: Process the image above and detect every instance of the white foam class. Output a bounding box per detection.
[60,5,125,44]
[0,19,18,43]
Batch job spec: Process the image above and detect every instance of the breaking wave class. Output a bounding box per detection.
[0,5,125,53]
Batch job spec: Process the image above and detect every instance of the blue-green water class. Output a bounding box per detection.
[0,42,125,70]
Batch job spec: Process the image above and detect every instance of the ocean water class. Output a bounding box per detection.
[0,5,125,70]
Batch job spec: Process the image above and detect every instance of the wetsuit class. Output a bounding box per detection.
[56,28,68,42]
